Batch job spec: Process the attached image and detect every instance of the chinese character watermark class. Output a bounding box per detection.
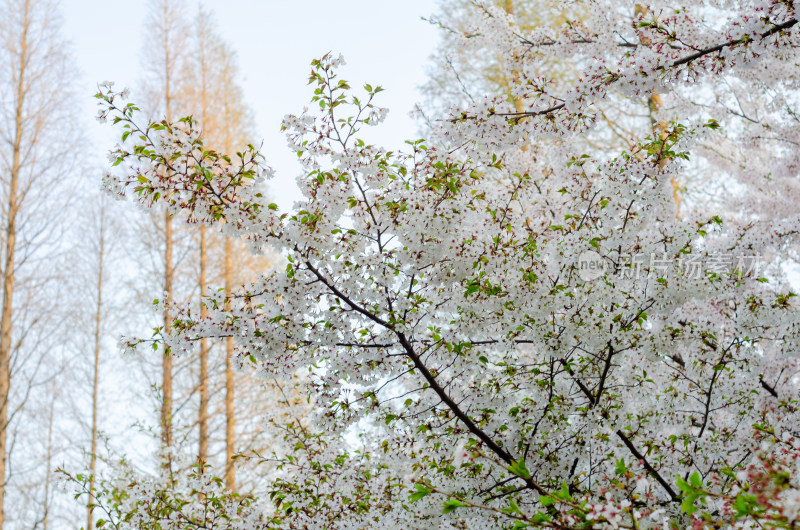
[575,251,761,282]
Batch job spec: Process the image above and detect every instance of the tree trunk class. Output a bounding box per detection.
[635,4,681,216]
[502,1,525,115]
[42,393,54,530]
[162,210,173,460]
[0,1,29,524]
[224,236,235,490]
[198,226,209,463]
[197,28,209,466]
[87,214,105,530]
[160,0,175,469]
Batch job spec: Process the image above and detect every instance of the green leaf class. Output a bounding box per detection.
[409,484,431,503]
[442,499,465,514]
[562,482,572,499]
[508,458,531,480]
[681,493,699,515]
[733,493,762,517]
[676,476,691,494]
[501,498,525,516]
[615,458,627,476]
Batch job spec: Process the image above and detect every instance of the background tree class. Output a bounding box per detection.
[177,7,281,493]
[139,0,190,469]
[0,0,82,525]
[419,0,575,122]
[421,1,702,209]
[77,195,120,530]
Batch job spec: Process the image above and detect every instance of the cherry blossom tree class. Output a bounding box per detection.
[89,0,800,526]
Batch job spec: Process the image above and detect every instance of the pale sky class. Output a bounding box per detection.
[61,0,441,209]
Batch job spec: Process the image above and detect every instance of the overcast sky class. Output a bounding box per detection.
[62,0,441,209]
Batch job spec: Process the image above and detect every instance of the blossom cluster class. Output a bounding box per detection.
[61,454,273,529]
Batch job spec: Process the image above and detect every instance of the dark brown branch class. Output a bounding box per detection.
[303,259,389,328]
[302,260,549,495]
[616,430,679,501]
[594,342,615,405]
[670,18,798,68]
[396,332,548,496]
[396,332,510,461]
[696,344,733,440]
[560,359,596,405]
[454,17,798,123]
[760,376,778,398]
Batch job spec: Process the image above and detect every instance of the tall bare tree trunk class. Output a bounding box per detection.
[198,226,209,463]
[87,214,105,530]
[159,0,175,468]
[162,209,173,460]
[178,7,265,490]
[42,394,54,530]
[196,25,210,465]
[0,1,79,522]
[0,1,29,524]
[224,237,235,490]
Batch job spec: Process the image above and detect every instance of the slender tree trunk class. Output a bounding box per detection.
[87,216,105,530]
[224,237,235,490]
[198,226,209,463]
[197,30,210,465]
[161,180,173,471]
[42,394,54,530]
[646,92,681,215]
[0,2,29,524]
[162,210,173,458]
[635,4,681,216]
[502,1,526,115]
[160,0,175,468]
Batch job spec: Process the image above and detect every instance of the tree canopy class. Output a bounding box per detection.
[87,0,800,527]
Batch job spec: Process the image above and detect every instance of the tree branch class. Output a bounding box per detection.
[455,17,799,123]
[396,332,548,496]
[616,430,679,501]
